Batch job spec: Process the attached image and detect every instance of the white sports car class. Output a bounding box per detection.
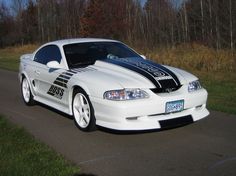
[19,38,209,131]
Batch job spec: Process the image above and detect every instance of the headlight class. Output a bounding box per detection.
[104,88,149,101]
[188,80,202,92]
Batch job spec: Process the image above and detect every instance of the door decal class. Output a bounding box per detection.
[47,70,76,99]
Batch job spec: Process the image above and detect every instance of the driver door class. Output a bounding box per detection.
[33,45,68,105]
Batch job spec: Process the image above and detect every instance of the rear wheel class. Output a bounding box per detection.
[21,77,35,105]
[72,89,96,132]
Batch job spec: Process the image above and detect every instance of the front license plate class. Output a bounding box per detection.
[166,100,184,113]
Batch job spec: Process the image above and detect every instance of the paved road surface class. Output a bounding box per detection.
[0,69,236,176]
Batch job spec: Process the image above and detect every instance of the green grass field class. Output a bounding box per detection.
[0,45,37,71]
[0,115,80,176]
[198,72,236,114]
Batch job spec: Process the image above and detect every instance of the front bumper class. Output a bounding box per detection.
[90,87,209,130]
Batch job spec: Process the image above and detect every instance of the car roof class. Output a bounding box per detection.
[46,38,120,47]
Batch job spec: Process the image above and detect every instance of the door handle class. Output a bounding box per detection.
[35,70,40,75]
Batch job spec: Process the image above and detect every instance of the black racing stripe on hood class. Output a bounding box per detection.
[102,58,161,88]
[102,57,181,89]
[144,59,181,86]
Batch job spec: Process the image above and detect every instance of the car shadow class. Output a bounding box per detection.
[35,101,73,120]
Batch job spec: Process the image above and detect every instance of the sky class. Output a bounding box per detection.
[1,0,13,6]
[140,0,146,7]
[140,0,185,7]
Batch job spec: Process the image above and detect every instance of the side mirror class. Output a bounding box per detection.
[140,55,146,60]
[46,61,62,69]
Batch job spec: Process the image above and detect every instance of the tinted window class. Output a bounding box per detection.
[63,42,141,68]
[34,45,62,65]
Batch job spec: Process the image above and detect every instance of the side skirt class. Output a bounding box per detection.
[34,96,72,115]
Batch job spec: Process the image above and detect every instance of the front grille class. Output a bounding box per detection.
[150,85,182,93]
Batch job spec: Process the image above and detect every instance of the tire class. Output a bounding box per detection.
[21,77,35,106]
[72,88,96,132]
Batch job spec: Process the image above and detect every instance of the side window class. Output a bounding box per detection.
[34,45,62,65]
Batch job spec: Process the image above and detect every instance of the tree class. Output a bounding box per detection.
[144,0,177,47]
[21,0,38,43]
[79,0,133,40]
[0,2,15,47]
[0,0,235,50]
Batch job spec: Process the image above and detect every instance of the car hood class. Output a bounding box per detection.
[70,57,198,91]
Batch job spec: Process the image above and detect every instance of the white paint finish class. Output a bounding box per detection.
[19,38,209,130]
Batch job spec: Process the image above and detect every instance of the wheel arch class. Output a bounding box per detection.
[71,85,96,131]
[19,72,25,83]
[20,72,36,105]
[68,84,91,115]
[20,71,30,83]
[20,72,36,97]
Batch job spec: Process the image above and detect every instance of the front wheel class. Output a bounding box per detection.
[72,89,96,132]
[21,77,35,106]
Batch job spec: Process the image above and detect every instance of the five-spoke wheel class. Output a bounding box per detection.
[72,89,96,131]
[21,77,35,105]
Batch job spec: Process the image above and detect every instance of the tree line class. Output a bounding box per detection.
[0,0,235,50]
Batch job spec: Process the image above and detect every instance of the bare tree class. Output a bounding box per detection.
[200,0,204,40]
[229,0,233,51]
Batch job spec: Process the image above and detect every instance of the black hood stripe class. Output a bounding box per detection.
[144,59,181,86]
[103,58,161,88]
[102,57,181,89]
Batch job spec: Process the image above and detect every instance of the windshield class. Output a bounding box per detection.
[63,42,141,68]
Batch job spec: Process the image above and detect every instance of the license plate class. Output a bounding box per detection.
[166,100,184,113]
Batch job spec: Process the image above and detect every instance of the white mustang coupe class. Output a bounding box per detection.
[19,38,209,131]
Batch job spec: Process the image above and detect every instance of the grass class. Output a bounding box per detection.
[0,44,37,71]
[0,115,80,176]
[0,44,235,115]
[196,71,236,114]
[140,43,236,72]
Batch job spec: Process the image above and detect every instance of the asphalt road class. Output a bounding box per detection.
[0,69,236,176]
